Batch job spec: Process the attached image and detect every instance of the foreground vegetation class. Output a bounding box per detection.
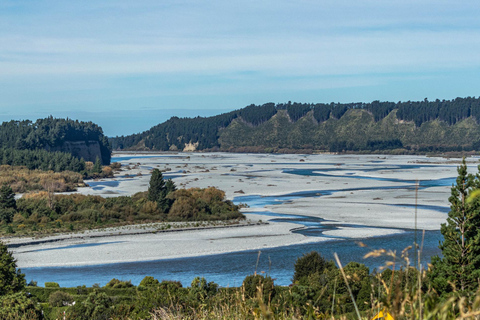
[2,160,480,319]
[1,245,480,319]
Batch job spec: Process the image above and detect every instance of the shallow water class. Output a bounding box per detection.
[22,230,441,288]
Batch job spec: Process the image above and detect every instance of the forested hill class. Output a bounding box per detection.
[0,117,111,164]
[110,97,480,153]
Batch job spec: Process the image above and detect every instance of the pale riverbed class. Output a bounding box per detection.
[5,152,470,286]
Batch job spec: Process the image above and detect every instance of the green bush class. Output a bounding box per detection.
[105,278,134,289]
[292,251,328,285]
[49,290,74,307]
[0,292,42,320]
[242,274,275,301]
[45,282,60,288]
[139,276,160,288]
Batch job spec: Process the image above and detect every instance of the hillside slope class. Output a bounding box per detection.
[110,97,480,153]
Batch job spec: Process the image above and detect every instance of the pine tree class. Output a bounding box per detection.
[147,169,166,203]
[429,158,480,294]
[0,241,26,295]
[165,179,177,194]
[0,184,16,210]
[93,156,102,174]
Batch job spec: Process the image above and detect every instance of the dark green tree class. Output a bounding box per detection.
[93,156,102,174]
[0,184,16,224]
[147,169,166,203]
[147,169,177,212]
[165,179,177,194]
[293,251,329,285]
[0,241,26,295]
[429,158,480,294]
[0,184,16,210]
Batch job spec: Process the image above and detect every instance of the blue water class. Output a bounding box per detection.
[22,230,441,288]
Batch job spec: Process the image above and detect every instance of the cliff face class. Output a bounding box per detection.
[45,141,103,163]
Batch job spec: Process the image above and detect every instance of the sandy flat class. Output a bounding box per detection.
[7,152,466,268]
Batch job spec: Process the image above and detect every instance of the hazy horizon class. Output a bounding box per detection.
[1,1,480,136]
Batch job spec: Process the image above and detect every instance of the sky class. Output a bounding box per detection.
[1,1,480,137]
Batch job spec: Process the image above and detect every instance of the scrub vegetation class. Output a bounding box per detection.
[0,169,243,236]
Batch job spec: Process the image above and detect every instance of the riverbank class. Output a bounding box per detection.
[10,153,460,270]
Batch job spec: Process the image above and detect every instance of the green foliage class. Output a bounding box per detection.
[166,187,242,221]
[71,290,113,320]
[0,184,16,210]
[48,290,74,307]
[139,276,160,288]
[45,282,60,288]
[0,117,111,164]
[93,156,102,174]
[2,186,243,236]
[0,184,16,224]
[293,251,329,285]
[429,158,480,295]
[242,274,275,301]
[0,241,26,295]
[147,169,177,212]
[188,277,218,302]
[111,97,480,153]
[147,169,166,202]
[133,280,186,319]
[0,292,42,320]
[105,278,134,289]
[0,148,86,172]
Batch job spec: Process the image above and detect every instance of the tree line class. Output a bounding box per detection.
[110,96,480,152]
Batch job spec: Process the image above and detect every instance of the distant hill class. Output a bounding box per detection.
[0,117,111,164]
[110,97,480,153]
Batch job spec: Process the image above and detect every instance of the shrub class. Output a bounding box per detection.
[139,276,160,288]
[49,290,74,307]
[242,274,275,301]
[105,278,134,289]
[0,292,42,320]
[293,251,328,285]
[45,282,60,288]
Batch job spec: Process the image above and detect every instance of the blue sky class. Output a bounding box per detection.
[1,1,480,136]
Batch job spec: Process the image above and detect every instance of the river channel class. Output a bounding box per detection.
[20,153,456,287]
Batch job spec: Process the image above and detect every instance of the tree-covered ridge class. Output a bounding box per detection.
[0,117,111,164]
[110,97,480,152]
